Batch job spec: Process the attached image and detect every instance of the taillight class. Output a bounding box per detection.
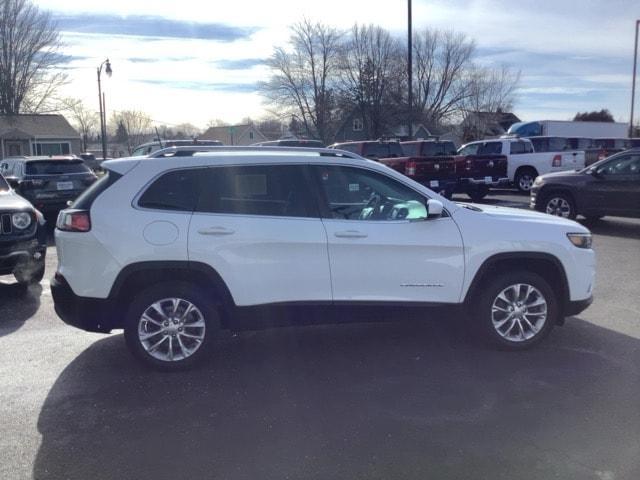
[552,154,562,167]
[405,161,417,176]
[56,209,91,232]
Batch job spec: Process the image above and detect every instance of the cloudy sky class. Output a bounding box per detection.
[37,0,640,128]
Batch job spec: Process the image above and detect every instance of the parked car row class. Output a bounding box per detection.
[328,136,582,198]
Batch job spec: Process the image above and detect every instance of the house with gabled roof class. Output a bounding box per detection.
[0,114,81,159]
[200,123,267,146]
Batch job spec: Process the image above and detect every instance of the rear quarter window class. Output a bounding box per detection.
[138,169,201,211]
[72,171,123,209]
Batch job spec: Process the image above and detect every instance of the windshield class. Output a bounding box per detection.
[25,160,90,175]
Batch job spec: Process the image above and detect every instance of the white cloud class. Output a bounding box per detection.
[38,0,639,127]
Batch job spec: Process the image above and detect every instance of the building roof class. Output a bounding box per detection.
[200,124,267,145]
[0,114,80,138]
[466,111,521,130]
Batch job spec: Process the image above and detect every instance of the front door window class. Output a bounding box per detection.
[312,165,428,221]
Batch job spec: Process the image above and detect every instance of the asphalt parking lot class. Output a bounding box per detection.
[1,193,639,480]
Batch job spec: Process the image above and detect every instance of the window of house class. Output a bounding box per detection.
[34,142,71,156]
[249,131,254,140]
[353,118,363,132]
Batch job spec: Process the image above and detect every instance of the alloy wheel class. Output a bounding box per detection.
[137,297,206,362]
[545,197,572,218]
[491,283,547,342]
[518,174,534,191]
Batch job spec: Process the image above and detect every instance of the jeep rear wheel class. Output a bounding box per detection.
[124,282,219,370]
[474,272,558,349]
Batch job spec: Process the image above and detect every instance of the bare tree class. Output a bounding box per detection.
[207,119,229,128]
[461,65,520,141]
[261,18,343,143]
[110,110,153,154]
[174,123,200,139]
[62,98,98,151]
[255,115,286,140]
[339,24,403,138]
[0,0,65,114]
[411,29,475,126]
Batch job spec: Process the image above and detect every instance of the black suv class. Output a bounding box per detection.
[531,148,640,220]
[0,173,47,286]
[0,156,97,216]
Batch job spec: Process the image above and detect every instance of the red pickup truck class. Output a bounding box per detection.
[454,142,510,201]
[376,140,458,197]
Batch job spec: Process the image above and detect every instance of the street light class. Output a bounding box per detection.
[630,20,639,137]
[97,58,112,160]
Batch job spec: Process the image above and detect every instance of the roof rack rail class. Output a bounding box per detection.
[149,145,365,160]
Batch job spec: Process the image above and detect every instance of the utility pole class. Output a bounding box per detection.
[630,20,639,137]
[407,0,413,140]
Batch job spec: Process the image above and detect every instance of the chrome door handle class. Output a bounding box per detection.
[197,226,235,236]
[334,230,368,238]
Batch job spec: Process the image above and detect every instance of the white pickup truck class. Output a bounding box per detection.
[458,138,585,192]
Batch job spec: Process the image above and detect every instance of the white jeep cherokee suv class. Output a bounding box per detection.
[51,147,595,370]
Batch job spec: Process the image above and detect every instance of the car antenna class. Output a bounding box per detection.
[155,127,163,148]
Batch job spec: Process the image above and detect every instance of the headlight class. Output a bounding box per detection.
[533,176,543,186]
[567,232,592,249]
[12,212,32,229]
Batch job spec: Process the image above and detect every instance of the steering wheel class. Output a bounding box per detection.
[359,192,382,220]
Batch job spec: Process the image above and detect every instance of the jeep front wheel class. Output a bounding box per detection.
[474,272,558,349]
[124,282,219,370]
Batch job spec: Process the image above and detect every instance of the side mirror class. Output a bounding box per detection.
[426,199,444,218]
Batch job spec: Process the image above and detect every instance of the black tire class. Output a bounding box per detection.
[515,168,538,193]
[472,271,558,350]
[14,260,45,285]
[467,185,489,202]
[541,192,577,220]
[124,282,220,371]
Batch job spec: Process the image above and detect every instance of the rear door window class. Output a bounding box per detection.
[510,141,529,154]
[401,143,420,157]
[362,143,389,158]
[25,161,90,175]
[478,142,502,155]
[458,143,479,156]
[197,165,316,218]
